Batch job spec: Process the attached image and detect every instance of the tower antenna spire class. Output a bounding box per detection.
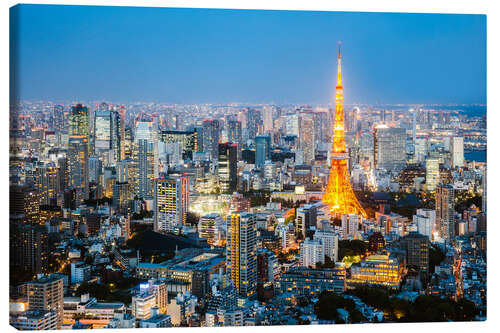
[338,41,341,59]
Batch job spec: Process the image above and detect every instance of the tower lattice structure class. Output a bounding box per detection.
[322,43,367,218]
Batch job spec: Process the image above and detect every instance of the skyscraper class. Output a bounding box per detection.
[299,112,315,164]
[255,135,271,169]
[69,104,90,150]
[154,175,189,233]
[94,107,112,150]
[202,119,221,160]
[36,162,59,206]
[132,115,158,200]
[227,212,257,298]
[10,184,40,224]
[10,224,48,275]
[53,104,65,133]
[68,135,89,201]
[436,184,455,240]
[450,136,464,168]
[247,109,262,140]
[218,143,238,193]
[425,159,439,191]
[322,44,366,217]
[373,125,406,171]
[227,120,242,148]
[262,106,274,132]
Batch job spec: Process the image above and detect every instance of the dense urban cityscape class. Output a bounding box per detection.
[9,33,487,329]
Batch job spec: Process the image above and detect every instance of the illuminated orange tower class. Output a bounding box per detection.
[322,43,367,218]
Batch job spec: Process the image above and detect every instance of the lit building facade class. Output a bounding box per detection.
[226,212,257,298]
[154,175,189,233]
[349,254,403,289]
[436,184,455,240]
[218,142,238,193]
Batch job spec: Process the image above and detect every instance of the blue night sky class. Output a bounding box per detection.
[10,4,486,105]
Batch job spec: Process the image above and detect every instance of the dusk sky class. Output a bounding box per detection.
[10,4,486,105]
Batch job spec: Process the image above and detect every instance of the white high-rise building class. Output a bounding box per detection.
[132,292,156,320]
[262,106,274,132]
[313,230,339,262]
[451,136,464,168]
[285,113,299,136]
[425,159,440,191]
[70,262,91,284]
[414,138,428,163]
[300,238,324,268]
[413,208,436,240]
[341,214,361,239]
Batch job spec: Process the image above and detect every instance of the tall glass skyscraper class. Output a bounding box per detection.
[255,135,270,169]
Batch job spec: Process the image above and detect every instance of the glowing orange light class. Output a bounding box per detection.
[322,42,367,218]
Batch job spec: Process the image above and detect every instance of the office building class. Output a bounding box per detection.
[451,136,464,168]
[69,104,90,147]
[94,107,112,150]
[218,142,238,193]
[10,184,40,224]
[68,135,89,200]
[425,159,440,191]
[158,130,197,161]
[202,119,220,160]
[373,125,406,171]
[247,108,262,139]
[132,115,158,200]
[349,254,403,289]
[277,266,346,296]
[132,292,156,320]
[255,135,271,169]
[227,120,242,149]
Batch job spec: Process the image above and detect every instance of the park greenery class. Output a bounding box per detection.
[315,286,481,323]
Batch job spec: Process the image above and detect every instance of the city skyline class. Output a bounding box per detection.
[9,4,487,329]
[11,4,486,105]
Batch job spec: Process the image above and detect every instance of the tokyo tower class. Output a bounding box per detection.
[322,43,367,218]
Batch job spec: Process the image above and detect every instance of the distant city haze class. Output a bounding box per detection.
[10,4,486,105]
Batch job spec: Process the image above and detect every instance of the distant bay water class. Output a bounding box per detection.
[465,150,486,163]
